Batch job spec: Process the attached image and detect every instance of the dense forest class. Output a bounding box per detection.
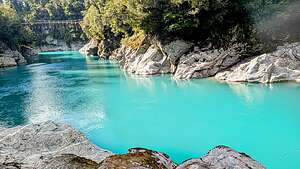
[81,0,299,50]
[0,0,298,50]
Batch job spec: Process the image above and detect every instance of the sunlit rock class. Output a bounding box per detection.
[79,38,99,56]
[0,122,266,169]
[0,121,112,169]
[177,146,266,169]
[173,44,248,80]
[216,43,300,83]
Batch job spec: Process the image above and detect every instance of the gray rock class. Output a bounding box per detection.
[173,44,248,80]
[112,39,192,76]
[163,40,193,65]
[120,44,171,75]
[0,122,266,169]
[177,146,266,169]
[0,57,17,67]
[79,39,99,56]
[0,121,112,169]
[216,43,300,83]
[0,42,27,68]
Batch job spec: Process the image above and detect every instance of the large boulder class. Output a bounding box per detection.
[0,121,112,169]
[173,44,248,80]
[216,43,300,83]
[98,148,176,169]
[177,146,265,169]
[79,38,99,56]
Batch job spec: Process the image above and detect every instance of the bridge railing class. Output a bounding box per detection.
[22,19,83,25]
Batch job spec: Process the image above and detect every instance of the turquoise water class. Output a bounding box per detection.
[1,51,300,168]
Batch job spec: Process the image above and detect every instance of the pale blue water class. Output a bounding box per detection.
[0,51,300,168]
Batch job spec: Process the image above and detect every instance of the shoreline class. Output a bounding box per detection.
[0,121,266,169]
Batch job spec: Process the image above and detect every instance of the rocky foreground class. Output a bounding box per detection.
[81,37,300,83]
[0,121,265,169]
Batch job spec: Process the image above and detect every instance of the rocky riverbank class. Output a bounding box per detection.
[0,121,265,169]
[36,35,85,53]
[81,36,300,83]
[0,42,29,68]
[0,35,85,68]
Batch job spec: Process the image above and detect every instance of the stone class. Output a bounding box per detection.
[177,146,266,169]
[20,45,39,62]
[0,57,17,68]
[98,148,176,169]
[0,42,27,68]
[216,43,300,83]
[0,121,112,169]
[173,43,248,80]
[120,44,171,75]
[0,122,266,169]
[163,40,193,65]
[79,38,99,56]
[112,39,192,76]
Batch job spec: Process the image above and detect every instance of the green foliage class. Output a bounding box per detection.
[0,4,29,47]
[6,0,85,21]
[81,0,250,47]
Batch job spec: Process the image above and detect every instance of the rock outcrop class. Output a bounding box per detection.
[173,43,248,80]
[111,39,251,79]
[0,42,27,68]
[20,45,39,62]
[216,43,300,83]
[0,121,112,169]
[0,121,266,169]
[177,146,265,169]
[111,39,192,75]
[79,38,99,56]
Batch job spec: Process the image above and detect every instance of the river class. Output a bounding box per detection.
[0,51,300,168]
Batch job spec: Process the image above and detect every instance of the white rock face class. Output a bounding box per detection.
[112,39,192,76]
[119,45,172,75]
[177,146,266,169]
[173,44,247,80]
[216,43,300,83]
[0,121,112,169]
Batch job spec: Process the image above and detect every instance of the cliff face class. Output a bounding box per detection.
[0,121,266,169]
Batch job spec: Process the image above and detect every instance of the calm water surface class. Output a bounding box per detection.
[0,51,300,168]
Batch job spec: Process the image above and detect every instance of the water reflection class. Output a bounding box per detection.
[26,66,64,123]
